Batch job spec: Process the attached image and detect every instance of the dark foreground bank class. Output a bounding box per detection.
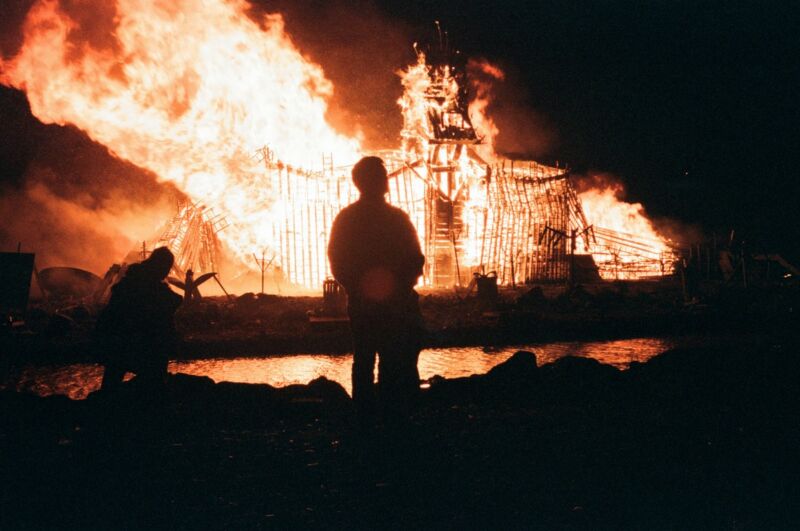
[2,337,799,529]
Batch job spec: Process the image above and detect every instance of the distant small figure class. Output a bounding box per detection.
[719,248,735,282]
[681,253,700,303]
[183,269,199,302]
[96,247,182,390]
[328,156,425,417]
[167,268,216,303]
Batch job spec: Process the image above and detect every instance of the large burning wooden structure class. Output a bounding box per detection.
[262,155,590,289]
[129,49,677,290]
[262,50,676,289]
[2,1,678,291]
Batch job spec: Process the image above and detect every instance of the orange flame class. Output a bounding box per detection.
[3,3,677,284]
[578,185,677,278]
[579,187,666,248]
[467,58,504,161]
[397,51,463,162]
[1,0,360,265]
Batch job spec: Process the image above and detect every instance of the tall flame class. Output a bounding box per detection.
[1,0,360,263]
[3,2,677,284]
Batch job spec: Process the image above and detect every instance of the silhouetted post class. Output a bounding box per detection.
[570,228,577,288]
[213,275,232,299]
[741,241,748,288]
[451,229,462,287]
[510,251,516,289]
[252,252,273,294]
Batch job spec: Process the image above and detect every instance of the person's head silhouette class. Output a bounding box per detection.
[352,156,389,199]
[141,246,174,280]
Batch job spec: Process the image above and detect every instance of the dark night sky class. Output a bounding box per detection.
[1,0,799,261]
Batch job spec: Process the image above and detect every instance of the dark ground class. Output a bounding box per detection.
[2,334,799,529]
[1,280,799,528]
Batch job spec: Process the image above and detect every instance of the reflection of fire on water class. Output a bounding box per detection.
[13,338,673,399]
[1,0,677,288]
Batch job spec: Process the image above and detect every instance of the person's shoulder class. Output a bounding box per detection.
[396,207,411,221]
[333,201,360,220]
[110,273,134,295]
[331,205,354,234]
[386,203,413,223]
[378,201,405,216]
[335,199,409,223]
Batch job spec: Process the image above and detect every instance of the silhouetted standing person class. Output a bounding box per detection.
[183,269,202,302]
[328,157,425,416]
[97,247,182,390]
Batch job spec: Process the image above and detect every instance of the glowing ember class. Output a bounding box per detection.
[1,0,360,266]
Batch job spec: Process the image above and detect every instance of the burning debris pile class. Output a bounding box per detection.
[148,201,228,278]
[1,0,677,290]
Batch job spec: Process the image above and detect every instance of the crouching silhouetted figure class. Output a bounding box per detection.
[96,247,182,391]
[328,157,425,418]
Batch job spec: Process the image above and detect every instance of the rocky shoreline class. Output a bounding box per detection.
[2,334,799,528]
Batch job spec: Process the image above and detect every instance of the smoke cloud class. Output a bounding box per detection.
[245,2,558,156]
[0,1,36,58]
[467,58,556,159]
[0,177,173,273]
[0,95,180,273]
[245,0,415,151]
